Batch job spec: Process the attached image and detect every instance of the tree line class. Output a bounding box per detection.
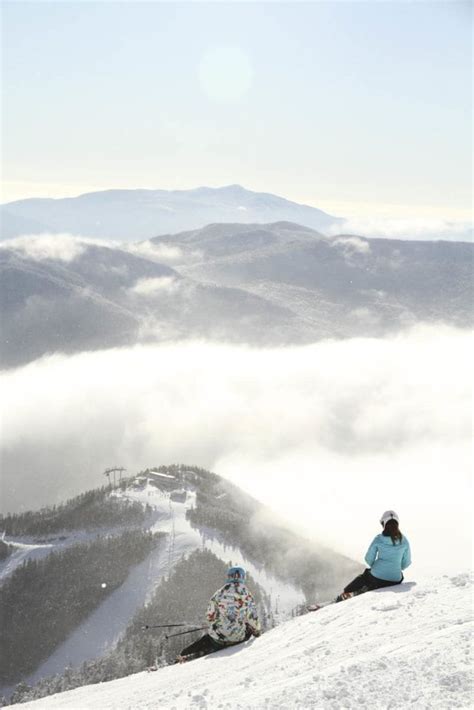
[0,487,151,537]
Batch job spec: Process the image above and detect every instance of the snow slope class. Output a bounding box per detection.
[12,573,473,709]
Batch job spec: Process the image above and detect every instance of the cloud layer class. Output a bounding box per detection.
[1,326,471,575]
[0,232,123,262]
[328,217,473,242]
[0,232,200,267]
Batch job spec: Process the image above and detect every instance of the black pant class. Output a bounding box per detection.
[180,627,253,660]
[344,568,403,595]
[180,634,224,659]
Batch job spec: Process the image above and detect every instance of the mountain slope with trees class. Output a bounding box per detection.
[161,222,473,336]
[0,487,151,536]
[2,221,471,367]
[0,465,359,704]
[0,529,163,686]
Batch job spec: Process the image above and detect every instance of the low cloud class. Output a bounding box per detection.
[0,233,123,262]
[328,217,473,242]
[126,241,192,265]
[129,276,179,296]
[0,232,199,270]
[1,325,471,575]
[0,233,87,262]
[333,237,371,254]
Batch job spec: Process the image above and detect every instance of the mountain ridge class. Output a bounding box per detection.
[0,186,342,241]
[1,222,471,368]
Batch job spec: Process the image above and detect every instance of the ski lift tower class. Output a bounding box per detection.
[103,467,126,488]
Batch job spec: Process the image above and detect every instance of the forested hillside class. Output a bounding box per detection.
[0,530,164,686]
[0,541,13,561]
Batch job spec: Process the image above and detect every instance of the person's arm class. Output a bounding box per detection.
[244,591,261,636]
[206,593,219,624]
[364,537,379,567]
[401,540,412,570]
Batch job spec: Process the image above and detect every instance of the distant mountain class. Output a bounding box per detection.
[0,465,358,702]
[0,238,293,368]
[0,209,50,238]
[0,185,343,241]
[1,222,472,367]
[151,221,474,335]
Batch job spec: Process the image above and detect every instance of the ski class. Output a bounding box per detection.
[306,591,359,613]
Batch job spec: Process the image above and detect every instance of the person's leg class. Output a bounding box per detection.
[366,573,404,590]
[179,634,217,659]
[336,570,404,602]
[343,569,372,594]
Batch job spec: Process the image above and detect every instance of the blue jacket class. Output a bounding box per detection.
[365,533,411,582]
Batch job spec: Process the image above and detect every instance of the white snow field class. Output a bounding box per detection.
[12,572,472,710]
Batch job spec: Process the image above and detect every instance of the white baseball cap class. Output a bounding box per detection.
[380,510,399,526]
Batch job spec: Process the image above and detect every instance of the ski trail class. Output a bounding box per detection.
[0,541,54,584]
[0,524,164,587]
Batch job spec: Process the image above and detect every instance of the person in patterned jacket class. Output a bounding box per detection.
[177,566,261,663]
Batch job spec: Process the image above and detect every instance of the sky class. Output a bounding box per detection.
[1,0,472,219]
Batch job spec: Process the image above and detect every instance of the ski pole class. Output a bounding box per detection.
[165,626,207,640]
[142,623,200,630]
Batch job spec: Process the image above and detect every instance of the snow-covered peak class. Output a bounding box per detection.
[12,572,472,709]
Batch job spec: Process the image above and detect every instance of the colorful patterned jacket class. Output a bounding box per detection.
[207,581,261,645]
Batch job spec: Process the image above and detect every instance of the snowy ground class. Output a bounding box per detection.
[13,572,473,710]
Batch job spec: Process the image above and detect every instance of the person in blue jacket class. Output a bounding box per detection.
[336,510,411,602]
